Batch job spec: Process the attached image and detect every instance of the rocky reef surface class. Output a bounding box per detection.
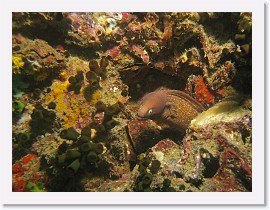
[12,12,252,192]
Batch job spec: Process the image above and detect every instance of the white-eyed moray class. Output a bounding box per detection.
[137,89,205,132]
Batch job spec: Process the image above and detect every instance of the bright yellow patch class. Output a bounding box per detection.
[179,53,188,63]
[90,90,101,104]
[44,80,92,128]
[12,55,25,73]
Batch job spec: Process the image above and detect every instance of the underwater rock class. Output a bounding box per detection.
[90,174,133,192]
[174,98,252,191]
[127,119,163,154]
[185,75,215,106]
[43,78,94,129]
[12,34,66,78]
[130,138,198,192]
[12,154,47,192]
[64,12,123,47]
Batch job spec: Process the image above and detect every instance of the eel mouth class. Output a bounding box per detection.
[136,113,147,120]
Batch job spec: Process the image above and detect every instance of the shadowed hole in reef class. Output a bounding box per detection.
[159,128,185,144]
[120,68,187,101]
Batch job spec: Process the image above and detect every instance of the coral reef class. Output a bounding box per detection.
[12,154,47,192]
[12,34,66,77]
[12,12,252,192]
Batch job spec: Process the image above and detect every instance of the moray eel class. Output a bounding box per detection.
[137,89,205,131]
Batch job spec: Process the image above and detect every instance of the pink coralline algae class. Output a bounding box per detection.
[131,45,150,64]
[106,46,121,59]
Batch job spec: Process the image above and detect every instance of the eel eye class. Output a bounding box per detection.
[147,109,153,116]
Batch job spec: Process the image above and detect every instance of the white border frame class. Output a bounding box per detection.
[0,0,265,205]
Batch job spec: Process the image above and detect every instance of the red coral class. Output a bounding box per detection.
[55,45,65,51]
[22,154,37,165]
[13,179,26,192]
[194,76,214,104]
[12,163,24,174]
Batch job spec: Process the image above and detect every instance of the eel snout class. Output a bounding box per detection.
[137,91,167,120]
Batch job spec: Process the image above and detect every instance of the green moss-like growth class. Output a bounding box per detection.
[96,124,106,134]
[141,157,151,167]
[30,104,56,135]
[60,127,80,141]
[95,101,107,112]
[66,149,81,159]
[89,60,102,75]
[163,178,171,188]
[68,71,84,94]
[58,141,68,154]
[143,187,153,192]
[33,88,42,98]
[25,181,45,192]
[83,85,95,102]
[105,119,119,130]
[167,187,176,192]
[81,125,92,137]
[134,172,153,192]
[86,71,99,81]
[121,89,128,97]
[149,159,161,174]
[100,57,109,69]
[99,57,109,79]
[67,159,81,173]
[94,143,104,154]
[45,111,56,122]
[12,101,25,115]
[79,135,90,143]
[31,109,43,120]
[80,143,92,153]
[58,153,67,164]
[17,132,30,142]
[48,101,56,109]
[161,178,176,192]
[142,173,153,186]
[135,181,144,192]
[17,132,32,147]
[105,103,121,116]
[91,81,100,90]
[179,184,186,191]
[75,71,84,82]
[68,76,76,84]
[87,151,98,163]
